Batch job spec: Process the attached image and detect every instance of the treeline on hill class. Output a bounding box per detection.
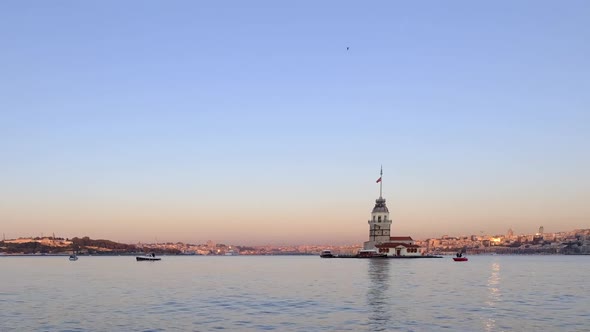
[70,237,182,255]
[0,241,57,254]
[70,236,136,251]
[0,237,182,255]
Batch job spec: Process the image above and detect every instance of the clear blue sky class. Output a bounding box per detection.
[1,1,589,244]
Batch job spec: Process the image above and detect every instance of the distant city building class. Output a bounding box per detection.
[538,226,544,235]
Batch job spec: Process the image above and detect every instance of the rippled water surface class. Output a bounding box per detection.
[1,255,588,331]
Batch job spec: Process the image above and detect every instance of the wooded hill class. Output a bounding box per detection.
[0,236,181,255]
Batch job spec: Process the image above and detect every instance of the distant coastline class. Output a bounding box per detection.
[1,228,589,256]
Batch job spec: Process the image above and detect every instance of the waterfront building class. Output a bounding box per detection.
[362,168,425,257]
[375,236,423,256]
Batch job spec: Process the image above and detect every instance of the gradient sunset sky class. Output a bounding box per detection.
[1,1,588,245]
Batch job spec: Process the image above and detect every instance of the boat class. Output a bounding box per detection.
[69,254,78,261]
[136,253,161,261]
[320,250,335,258]
[225,249,239,256]
[453,248,468,261]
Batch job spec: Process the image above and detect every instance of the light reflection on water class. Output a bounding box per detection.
[484,261,501,331]
[0,255,589,331]
[366,259,391,331]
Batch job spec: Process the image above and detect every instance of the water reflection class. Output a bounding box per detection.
[484,261,501,332]
[366,259,392,331]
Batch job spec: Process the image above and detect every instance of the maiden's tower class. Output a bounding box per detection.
[363,168,425,257]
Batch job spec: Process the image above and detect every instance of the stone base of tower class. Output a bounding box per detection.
[363,240,377,251]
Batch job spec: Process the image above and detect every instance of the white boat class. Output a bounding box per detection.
[225,249,239,256]
[69,254,78,261]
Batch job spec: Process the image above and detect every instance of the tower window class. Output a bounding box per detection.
[378,216,382,223]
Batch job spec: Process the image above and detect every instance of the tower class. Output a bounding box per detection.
[364,167,392,250]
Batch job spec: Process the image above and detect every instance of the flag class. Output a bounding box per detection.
[376,177,382,183]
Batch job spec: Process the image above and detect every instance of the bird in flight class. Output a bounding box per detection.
[346,47,350,51]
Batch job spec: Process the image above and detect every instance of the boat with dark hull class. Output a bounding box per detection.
[320,250,335,258]
[136,253,161,261]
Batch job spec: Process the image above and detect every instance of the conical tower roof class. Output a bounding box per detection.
[372,197,389,213]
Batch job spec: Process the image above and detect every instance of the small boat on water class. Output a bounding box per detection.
[453,249,468,262]
[320,250,335,258]
[225,249,239,256]
[69,254,78,261]
[136,253,161,261]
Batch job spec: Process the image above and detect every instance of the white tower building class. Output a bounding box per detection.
[364,167,392,250]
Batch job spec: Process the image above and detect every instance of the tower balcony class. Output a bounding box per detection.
[368,219,391,224]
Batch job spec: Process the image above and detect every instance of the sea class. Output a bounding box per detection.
[0,255,588,332]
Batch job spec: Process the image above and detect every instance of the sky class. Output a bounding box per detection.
[1,1,589,245]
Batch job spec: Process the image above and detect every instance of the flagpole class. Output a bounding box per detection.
[379,165,383,198]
